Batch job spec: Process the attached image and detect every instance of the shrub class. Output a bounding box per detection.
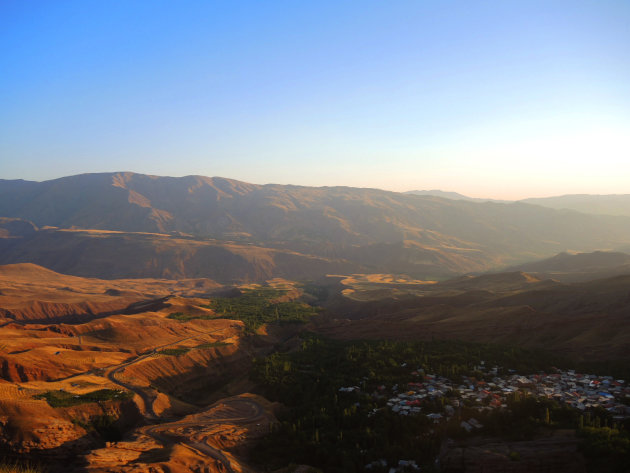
[157,347,190,356]
[35,389,132,407]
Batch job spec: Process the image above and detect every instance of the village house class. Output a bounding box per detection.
[383,365,629,431]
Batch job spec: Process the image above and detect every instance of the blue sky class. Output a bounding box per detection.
[1,1,629,198]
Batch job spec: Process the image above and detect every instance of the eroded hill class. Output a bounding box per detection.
[0,265,308,472]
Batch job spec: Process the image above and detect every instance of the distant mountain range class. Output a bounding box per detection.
[407,189,630,216]
[405,189,509,203]
[2,172,630,281]
[520,194,630,217]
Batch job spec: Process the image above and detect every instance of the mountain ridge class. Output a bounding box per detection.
[3,172,630,281]
[405,189,509,203]
[406,188,630,217]
[520,194,630,217]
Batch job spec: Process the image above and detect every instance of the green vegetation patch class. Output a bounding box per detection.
[252,335,630,472]
[167,287,318,331]
[579,426,630,473]
[195,341,231,349]
[250,335,577,472]
[35,389,132,407]
[206,288,318,331]
[157,347,190,356]
[72,414,126,442]
[0,463,44,473]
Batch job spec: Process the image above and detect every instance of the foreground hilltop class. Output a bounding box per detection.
[2,173,630,281]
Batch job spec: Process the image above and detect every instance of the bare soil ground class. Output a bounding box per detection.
[81,394,278,473]
[0,264,292,472]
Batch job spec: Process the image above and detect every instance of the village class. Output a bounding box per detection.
[339,362,630,435]
[380,363,630,429]
[353,365,630,472]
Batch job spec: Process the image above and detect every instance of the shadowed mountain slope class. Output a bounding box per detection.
[318,271,630,361]
[504,250,630,282]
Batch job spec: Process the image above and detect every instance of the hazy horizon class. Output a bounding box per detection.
[2,1,629,200]
[4,170,630,201]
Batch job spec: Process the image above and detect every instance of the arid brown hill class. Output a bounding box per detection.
[0,262,222,323]
[0,226,361,282]
[2,173,630,280]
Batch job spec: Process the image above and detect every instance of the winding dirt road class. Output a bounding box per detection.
[143,398,266,473]
[101,325,265,472]
[105,325,231,418]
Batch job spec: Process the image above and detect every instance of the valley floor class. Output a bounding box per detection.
[1,264,630,472]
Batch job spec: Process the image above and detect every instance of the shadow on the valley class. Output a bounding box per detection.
[2,296,173,326]
[132,444,173,465]
[147,322,306,407]
[0,430,98,473]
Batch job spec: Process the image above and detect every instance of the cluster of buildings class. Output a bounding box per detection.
[365,458,420,472]
[505,370,630,418]
[355,366,630,472]
[382,366,630,423]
